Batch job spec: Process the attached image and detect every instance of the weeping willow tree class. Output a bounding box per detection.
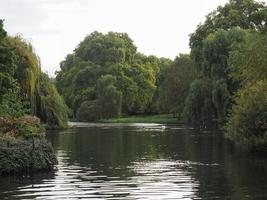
[1,30,68,128]
[36,73,68,128]
[0,20,17,99]
[7,36,40,114]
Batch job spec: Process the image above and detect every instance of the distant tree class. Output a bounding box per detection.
[56,31,160,119]
[123,63,156,113]
[96,75,122,119]
[36,73,68,128]
[76,100,99,122]
[158,54,195,116]
[75,31,137,65]
[183,79,215,127]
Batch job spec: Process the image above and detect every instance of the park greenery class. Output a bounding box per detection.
[0,20,66,173]
[56,0,266,148]
[0,0,266,157]
[0,20,68,129]
[56,31,171,120]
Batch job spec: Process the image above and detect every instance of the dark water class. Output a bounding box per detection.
[1,123,267,199]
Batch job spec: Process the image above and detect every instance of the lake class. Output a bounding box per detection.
[1,123,267,199]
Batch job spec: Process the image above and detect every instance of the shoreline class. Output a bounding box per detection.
[0,137,57,175]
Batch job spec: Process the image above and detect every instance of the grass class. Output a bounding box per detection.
[100,114,180,124]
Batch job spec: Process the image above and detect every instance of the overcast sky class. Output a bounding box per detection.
[0,0,229,76]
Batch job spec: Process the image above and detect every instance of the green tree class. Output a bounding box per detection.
[0,20,27,118]
[36,73,68,128]
[75,31,137,65]
[76,100,99,122]
[97,75,122,119]
[7,36,40,113]
[226,81,267,146]
[158,54,195,116]
[226,32,267,147]
[56,31,160,119]
[183,79,215,127]
[0,20,17,99]
[190,0,266,70]
[184,29,248,127]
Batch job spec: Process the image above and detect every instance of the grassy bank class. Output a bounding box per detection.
[100,114,180,124]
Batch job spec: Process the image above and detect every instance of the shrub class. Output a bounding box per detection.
[225,80,267,147]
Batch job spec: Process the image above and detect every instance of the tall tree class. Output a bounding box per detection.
[190,0,266,70]
[226,32,267,147]
[158,54,195,116]
[184,29,247,127]
[0,20,68,128]
[184,0,266,127]
[56,31,160,119]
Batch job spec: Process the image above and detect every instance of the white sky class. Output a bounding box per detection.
[0,0,230,77]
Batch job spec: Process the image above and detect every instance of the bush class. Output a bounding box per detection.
[225,80,267,147]
[0,138,57,174]
[183,79,215,128]
[76,100,100,122]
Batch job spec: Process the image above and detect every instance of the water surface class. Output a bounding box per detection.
[1,123,267,199]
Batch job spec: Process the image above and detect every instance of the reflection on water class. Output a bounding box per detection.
[8,152,199,199]
[0,123,267,199]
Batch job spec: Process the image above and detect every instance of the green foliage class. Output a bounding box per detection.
[97,75,122,119]
[75,31,137,65]
[158,54,195,115]
[0,82,28,118]
[0,20,6,40]
[226,32,267,147]
[185,28,248,127]
[0,21,68,128]
[185,0,266,129]
[0,21,29,119]
[189,0,266,69]
[212,79,230,124]
[226,80,267,146]
[0,138,57,174]
[229,32,267,85]
[182,0,267,149]
[16,119,45,140]
[202,29,247,82]
[183,79,215,127]
[56,31,159,120]
[36,73,68,128]
[76,100,99,122]
[0,21,17,99]
[7,36,40,113]
[121,63,156,113]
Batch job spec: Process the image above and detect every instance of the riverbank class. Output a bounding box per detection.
[100,114,180,124]
[0,138,57,175]
[0,116,57,175]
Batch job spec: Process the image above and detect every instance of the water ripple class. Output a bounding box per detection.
[3,150,201,200]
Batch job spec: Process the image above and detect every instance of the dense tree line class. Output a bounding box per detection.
[183,0,266,148]
[56,0,266,148]
[56,31,172,120]
[0,20,68,129]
